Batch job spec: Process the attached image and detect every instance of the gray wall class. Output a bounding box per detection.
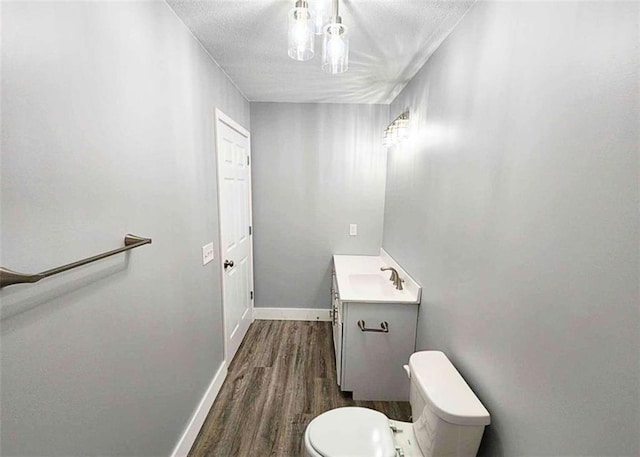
[0,1,249,456]
[250,102,388,309]
[383,1,639,456]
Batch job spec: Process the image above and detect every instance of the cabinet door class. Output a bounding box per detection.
[342,303,417,401]
[331,272,342,385]
[333,299,343,385]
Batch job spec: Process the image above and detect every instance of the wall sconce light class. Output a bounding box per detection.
[383,110,409,147]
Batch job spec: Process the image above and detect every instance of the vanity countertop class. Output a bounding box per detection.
[333,249,421,304]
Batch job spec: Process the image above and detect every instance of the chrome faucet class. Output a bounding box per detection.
[380,266,404,290]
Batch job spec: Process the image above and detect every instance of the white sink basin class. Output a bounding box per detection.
[348,274,398,298]
[332,251,421,303]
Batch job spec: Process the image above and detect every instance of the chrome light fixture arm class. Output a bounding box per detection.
[331,0,339,21]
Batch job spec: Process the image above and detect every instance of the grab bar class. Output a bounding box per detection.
[357,320,389,333]
[0,234,152,289]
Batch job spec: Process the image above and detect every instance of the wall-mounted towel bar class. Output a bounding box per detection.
[0,234,152,289]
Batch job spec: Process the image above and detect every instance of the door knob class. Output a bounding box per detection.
[224,259,234,269]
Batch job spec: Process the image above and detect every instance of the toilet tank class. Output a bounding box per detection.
[408,351,490,457]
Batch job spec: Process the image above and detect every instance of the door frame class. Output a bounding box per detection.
[214,108,255,365]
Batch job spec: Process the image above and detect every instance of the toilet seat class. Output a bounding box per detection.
[306,407,397,457]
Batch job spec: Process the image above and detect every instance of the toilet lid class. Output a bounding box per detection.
[307,407,396,457]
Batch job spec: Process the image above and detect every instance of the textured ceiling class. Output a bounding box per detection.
[166,0,476,104]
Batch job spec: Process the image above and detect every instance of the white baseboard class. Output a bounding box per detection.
[171,361,227,457]
[253,307,331,321]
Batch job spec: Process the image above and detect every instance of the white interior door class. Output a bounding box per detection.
[215,109,253,364]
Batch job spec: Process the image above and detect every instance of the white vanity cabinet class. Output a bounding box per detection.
[339,300,418,401]
[331,251,421,401]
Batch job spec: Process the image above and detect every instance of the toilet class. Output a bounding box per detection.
[304,351,490,457]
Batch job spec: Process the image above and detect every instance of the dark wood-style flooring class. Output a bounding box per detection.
[189,320,411,456]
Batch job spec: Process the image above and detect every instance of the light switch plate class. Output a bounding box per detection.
[202,242,214,265]
[349,224,358,236]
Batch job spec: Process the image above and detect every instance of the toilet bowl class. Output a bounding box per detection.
[304,406,422,457]
[304,351,490,457]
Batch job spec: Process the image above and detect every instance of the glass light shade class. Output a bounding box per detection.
[396,118,409,142]
[322,22,348,74]
[288,6,315,61]
[382,128,391,147]
[312,0,331,35]
[389,124,399,144]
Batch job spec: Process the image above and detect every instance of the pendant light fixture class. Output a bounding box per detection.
[288,0,315,61]
[322,0,349,74]
[312,0,331,35]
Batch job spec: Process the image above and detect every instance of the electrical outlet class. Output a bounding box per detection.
[202,242,214,265]
[349,224,358,236]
